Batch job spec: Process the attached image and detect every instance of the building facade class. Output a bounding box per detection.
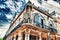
[4,1,60,40]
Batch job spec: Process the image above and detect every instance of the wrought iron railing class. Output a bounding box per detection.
[44,24,57,33]
[11,18,57,34]
[48,27,57,33]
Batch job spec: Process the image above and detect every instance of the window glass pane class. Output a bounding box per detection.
[34,13,40,27]
[39,15,44,28]
[39,15,44,23]
[49,20,54,27]
[34,13,39,23]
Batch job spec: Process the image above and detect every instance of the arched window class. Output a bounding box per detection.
[39,15,44,28]
[34,13,39,23]
[16,35,18,40]
[34,13,39,26]
[49,20,54,28]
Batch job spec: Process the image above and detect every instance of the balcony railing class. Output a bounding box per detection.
[23,18,57,33]
[44,24,57,33]
[10,18,57,34]
[48,27,57,33]
[10,20,23,33]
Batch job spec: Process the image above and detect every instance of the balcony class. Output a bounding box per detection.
[10,20,23,33]
[10,18,57,34]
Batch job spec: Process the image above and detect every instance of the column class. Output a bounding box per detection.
[56,34,57,40]
[25,33,30,40]
[14,35,16,40]
[36,36,38,40]
[25,29,30,40]
[31,11,33,24]
[13,37,15,40]
[18,33,22,40]
[10,36,12,40]
[48,32,51,40]
[39,32,42,40]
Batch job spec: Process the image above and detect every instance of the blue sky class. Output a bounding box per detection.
[0,0,27,38]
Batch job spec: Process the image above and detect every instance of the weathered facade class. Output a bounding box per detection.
[4,1,60,40]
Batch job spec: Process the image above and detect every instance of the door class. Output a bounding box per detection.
[41,19,44,28]
[30,35,36,40]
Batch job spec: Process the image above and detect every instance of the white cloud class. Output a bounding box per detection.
[0,28,8,38]
[0,0,27,38]
[5,1,16,11]
[0,4,6,8]
[0,24,10,38]
[5,14,13,20]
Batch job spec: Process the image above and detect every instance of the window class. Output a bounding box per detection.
[23,18,27,23]
[41,19,44,28]
[34,13,39,23]
[28,17,31,23]
[39,15,44,28]
[34,13,45,28]
[34,13,39,26]
[49,20,54,28]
